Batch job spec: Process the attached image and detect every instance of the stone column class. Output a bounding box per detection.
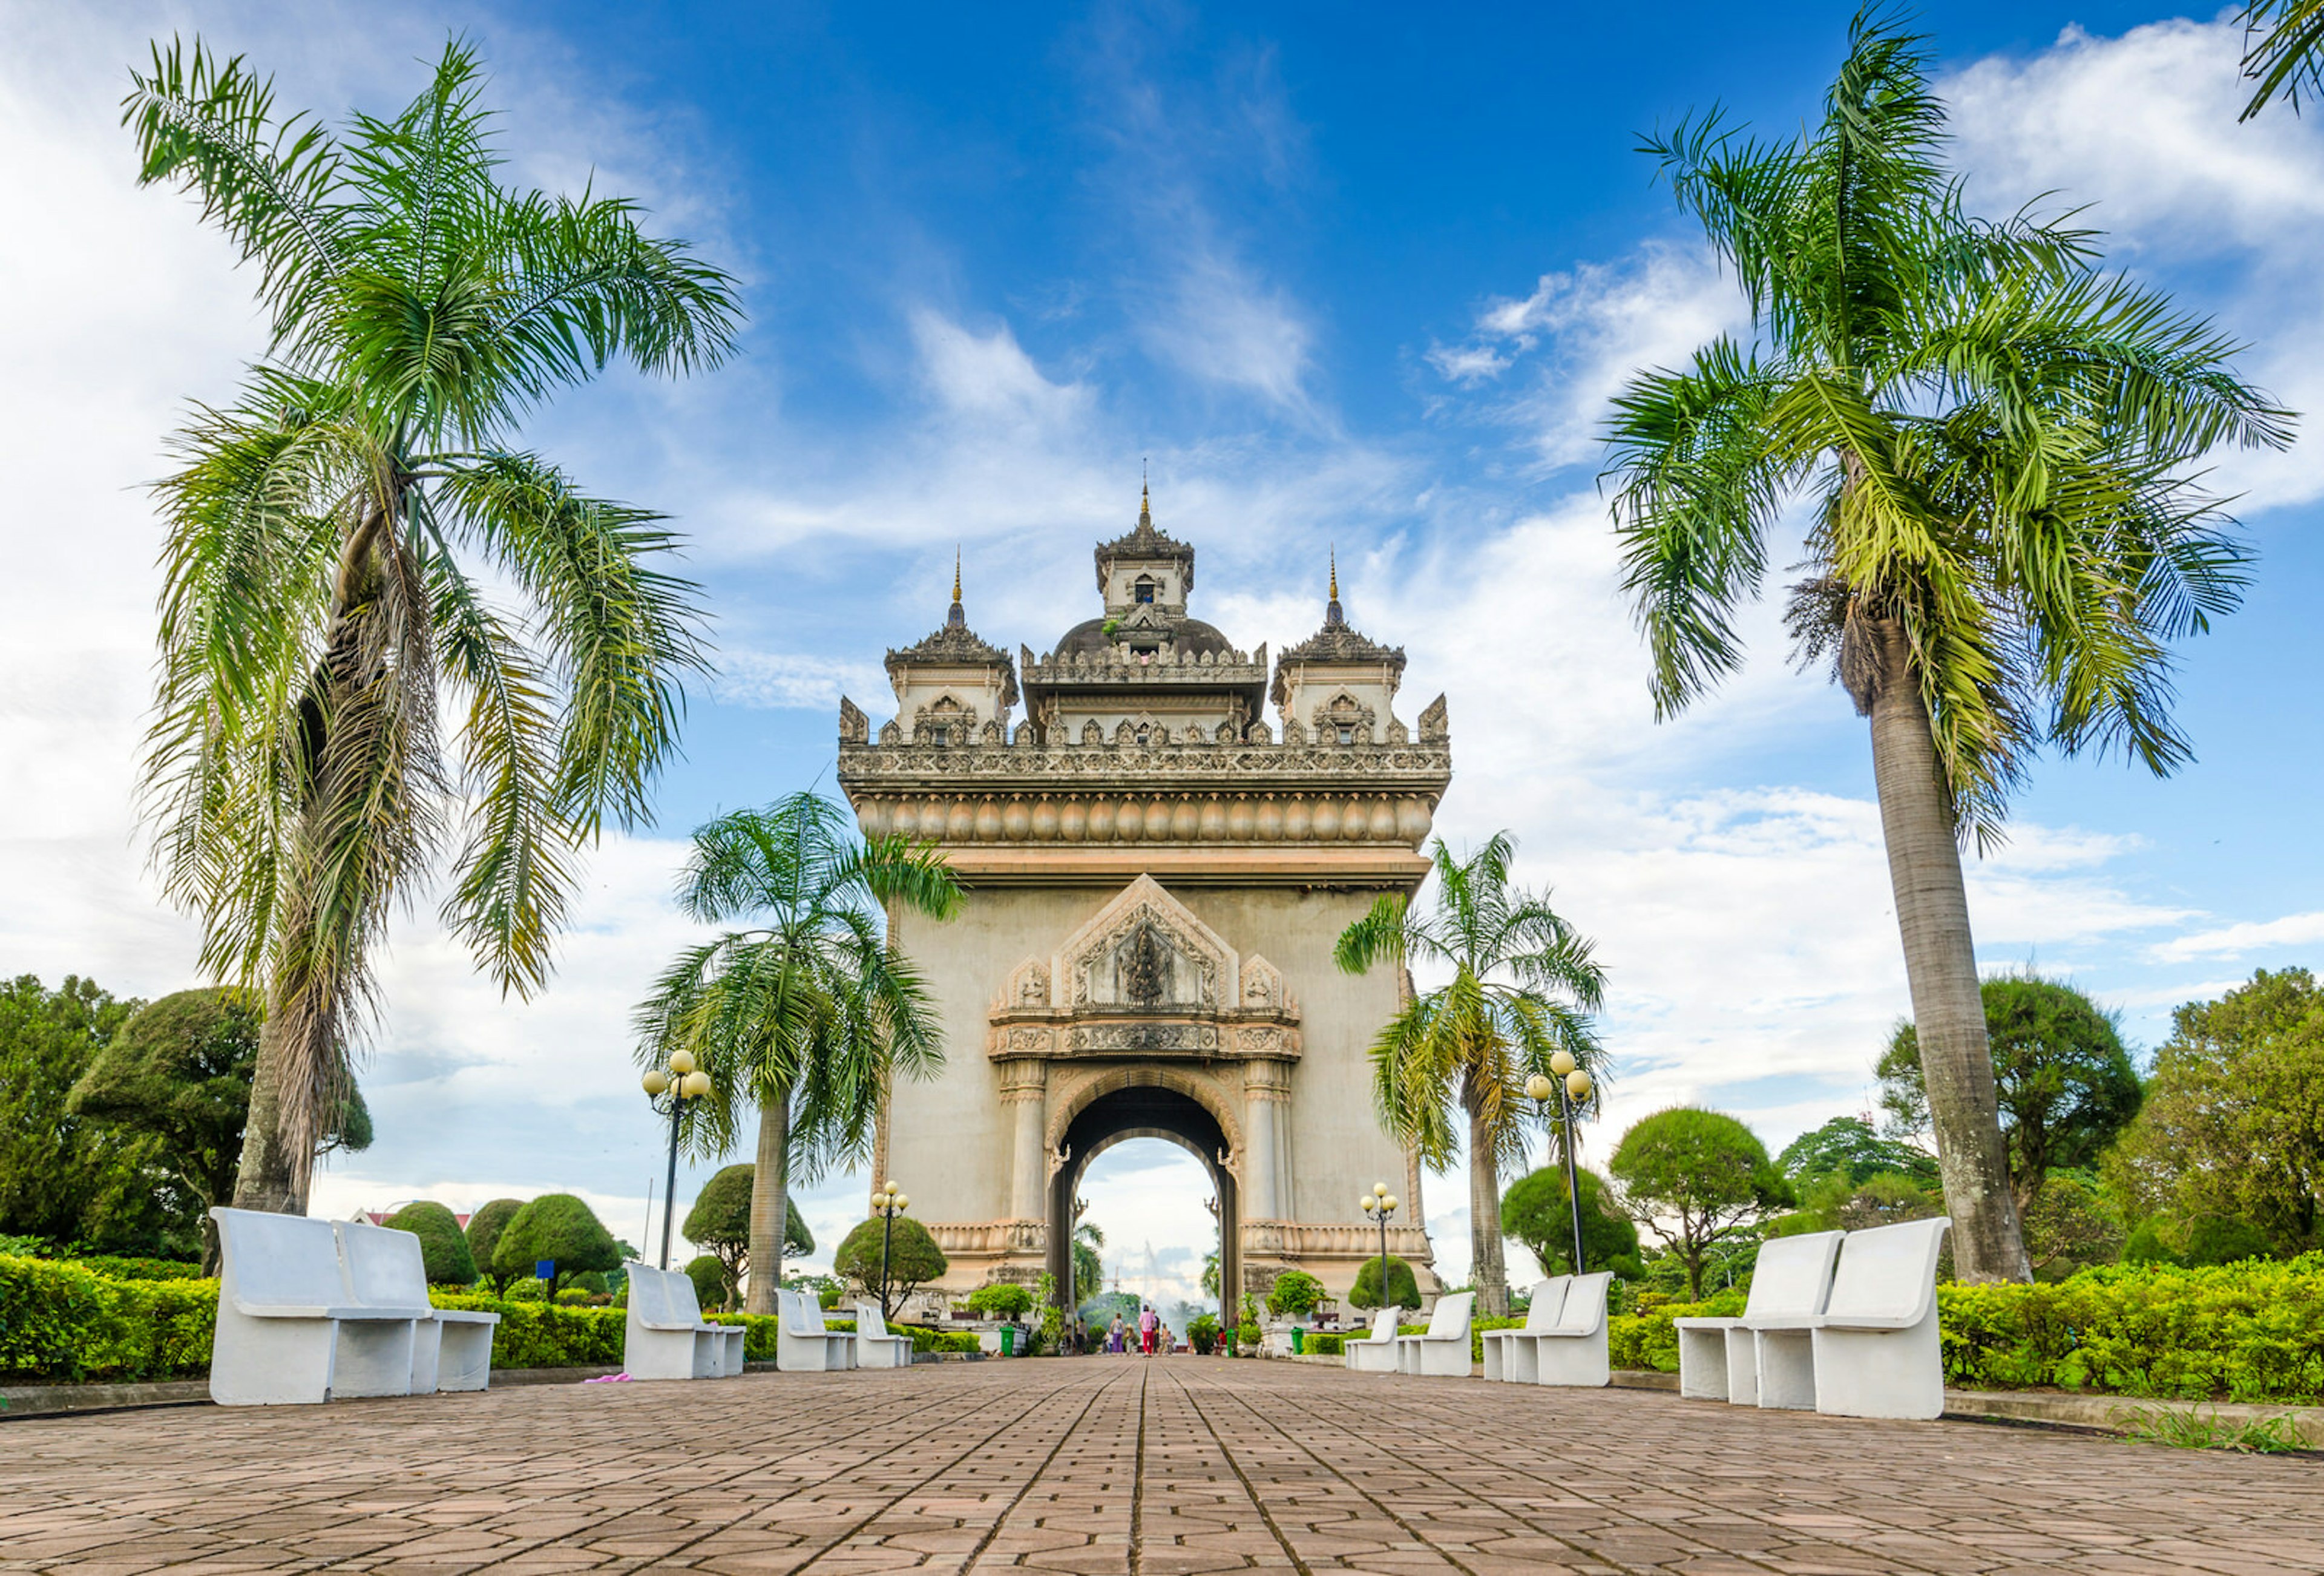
[1242,1059,1292,1220]
[1000,1058,1048,1221]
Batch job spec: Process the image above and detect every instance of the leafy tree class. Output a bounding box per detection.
[1337,832,1606,1318]
[1776,1115,1938,1189]
[2104,969,2324,1255]
[832,1215,949,1313]
[1081,1290,1140,1327]
[0,974,184,1253]
[1603,15,2288,1282]
[123,39,740,1215]
[1200,1249,1220,1301]
[464,1198,525,1292]
[1071,1218,1105,1307]
[681,1163,812,1310]
[2239,1,2324,119]
[491,1193,620,1294]
[1502,1166,1643,1279]
[684,1253,727,1313]
[640,793,960,1313]
[1265,1270,1325,1318]
[1347,1254,1422,1312]
[68,987,369,1271]
[1881,972,2141,1210]
[386,1200,476,1285]
[1608,1108,1791,1299]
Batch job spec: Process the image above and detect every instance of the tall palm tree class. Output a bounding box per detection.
[1337,834,1606,1319]
[639,793,960,1315]
[1072,1219,1105,1308]
[1604,15,2290,1280]
[126,39,741,1212]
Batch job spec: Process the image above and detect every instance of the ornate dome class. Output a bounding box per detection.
[1055,616,1238,659]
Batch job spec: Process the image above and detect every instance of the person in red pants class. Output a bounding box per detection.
[1138,1304,1158,1356]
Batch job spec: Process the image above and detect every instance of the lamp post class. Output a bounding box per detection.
[641,1049,714,1270]
[1360,1182,1400,1313]
[870,1181,910,1319]
[1525,1052,1594,1276]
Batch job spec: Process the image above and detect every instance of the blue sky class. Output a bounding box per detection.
[3,2,2320,1301]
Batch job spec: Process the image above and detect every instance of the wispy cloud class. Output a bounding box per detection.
[2150,910,2324,964]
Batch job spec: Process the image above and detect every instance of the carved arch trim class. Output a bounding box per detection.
[1042,1063,1245,1180]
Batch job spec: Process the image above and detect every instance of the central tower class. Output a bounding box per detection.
[836,490,1452,1319]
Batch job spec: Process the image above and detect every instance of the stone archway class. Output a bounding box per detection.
[1046,1081,1237,1329]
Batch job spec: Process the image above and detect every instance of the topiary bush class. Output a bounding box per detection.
[491,1195,620,1295]
[684,1254,727,1313]
[464,1198,525,1290]
[386,1201,477,1285]
[833,1216,949,1309]
[965,1281,1033,1319]
[1347,1255,1421,1311]
[1306,1333,1344,1356]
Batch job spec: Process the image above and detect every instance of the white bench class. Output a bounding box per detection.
[1394,1291,1474,1378]
[209,1206,425,1405]
[1528,1271,1612,1387]
[335,1219,501,1393]
[622,1262,745,1380]
[1344,1306,1402,1373]
[1673,1230,1840,1405]
[1482,1277,1567,1382]
[778,1289,858,1370]
[1743,1216,1950,1419]
[852,1302,914,1368]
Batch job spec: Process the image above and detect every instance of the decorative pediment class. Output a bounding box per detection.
[997,956,1051,1011]
[1238,954,1290,1013]
[1054,875,1234,1014]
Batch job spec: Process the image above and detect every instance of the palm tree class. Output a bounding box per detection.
[2240,1,2324,119]
[1336,834,1605,1319]
[1603,15,2290,1280]
[125,39,741,1212]
[640,793,960,1314]
[1072,1219,1105,1308]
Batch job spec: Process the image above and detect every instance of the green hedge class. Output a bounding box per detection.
[0,1256,220,1381]
[1305,1333,1344,1356]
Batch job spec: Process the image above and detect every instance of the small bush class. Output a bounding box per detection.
[684,1255,727,1312]
[491,1195,620,1294]
[1347,1255,1421,1311]
[1187,1313,1219,1354]
[1236,1322,1261,1351]
[1266,1270,1325,1318]
[966,1282,1033,1319]
[1306,1333,1344,1356]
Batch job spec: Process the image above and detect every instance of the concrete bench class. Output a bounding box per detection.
[1482,1277,1567,1383]
[1743,1216,1950,1419]
[778,1289,858,1371]
[852,1302,914,1369]
[1673,1230,1841,1405]
[1394,1291,1474,1378]
[1344,1306,1402,1373]
[622,1262,745,1380]
[335,1219,500,1393]
[209,1206,425,1405]
[1528,1271,1612,1387]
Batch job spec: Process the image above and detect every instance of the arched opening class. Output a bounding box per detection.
[1047,1083,1236,1330]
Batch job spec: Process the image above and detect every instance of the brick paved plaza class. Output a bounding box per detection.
[3,1359,2317,1575]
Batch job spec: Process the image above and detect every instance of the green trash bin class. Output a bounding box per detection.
[1291,1327,1305,1354]
[999,1324,1016,1357]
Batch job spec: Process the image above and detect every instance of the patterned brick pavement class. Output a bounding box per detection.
[2,1357,2317,1574]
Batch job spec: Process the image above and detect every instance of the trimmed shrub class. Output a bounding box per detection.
[491,1194,620,1294]
[1236,1322,1261,1351]
[0,1254,218,1382]
[385,1201,478,1285]
[465,1198,525,1289]
[833,1216,948,1307]
[1347,1255,1421,1311]
[685,1254,727,1313]
[61,1253,207,1282]
[1306,1333,1344,1356]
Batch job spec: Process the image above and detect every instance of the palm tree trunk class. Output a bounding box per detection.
[745,1094,791,1315]
[1466,1095,1511,1318]
[1865,620,2031,1283]
[231,1014,307,1213]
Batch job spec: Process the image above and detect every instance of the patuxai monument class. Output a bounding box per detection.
[837,489,1454,1319]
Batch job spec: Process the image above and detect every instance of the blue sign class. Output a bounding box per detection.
[536,1259,555,1280]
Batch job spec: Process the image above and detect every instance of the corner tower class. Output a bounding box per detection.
[837,492,1452,1319]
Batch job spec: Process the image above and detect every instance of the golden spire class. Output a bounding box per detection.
[1139,479,1152,529]
[953,547,962,605]
[1328,545,1339,602]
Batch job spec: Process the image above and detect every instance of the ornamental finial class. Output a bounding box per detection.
[1140,479,1151,530]
[947,547,965,628]
[953,547,962,605]
[1329,545,1339,602]
[1326,545,1344,627]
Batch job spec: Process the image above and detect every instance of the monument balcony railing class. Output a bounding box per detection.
[1247,1220,1433,1262]
[986,1011,1301,1063]
[841,779,1447,849]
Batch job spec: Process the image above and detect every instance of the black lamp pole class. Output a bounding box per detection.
[642,1051,707,1272]
[1528,1062,1594,1275]
[659,1094,684,1270]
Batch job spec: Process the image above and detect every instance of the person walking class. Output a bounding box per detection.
[1138,1303,1158,1356]
[1108,1314,1126,1354]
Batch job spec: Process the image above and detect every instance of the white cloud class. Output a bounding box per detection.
[2150,909,2324,963]
[711,651,888,711]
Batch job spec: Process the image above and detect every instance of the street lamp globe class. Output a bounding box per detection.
[1360,1195,1377,1215]
[1566,1069,1592,1102]
[1549,1048,1577,1077]
[1382,1195,1398,1213]
[1374,1182,1390,1198]
[668,1048,696,1076]
[680,1069,712,1098]
[642,1068,669,1096]
[1524,1072,1554,1102]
